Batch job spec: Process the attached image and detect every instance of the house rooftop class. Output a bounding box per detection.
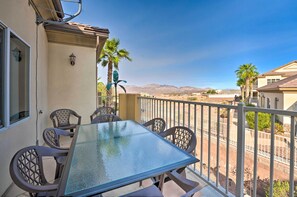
[45,22,109,36]
[258,60,297,78]
[257,74,297,91]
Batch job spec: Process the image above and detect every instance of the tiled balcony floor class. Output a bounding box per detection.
[7,136,225,197]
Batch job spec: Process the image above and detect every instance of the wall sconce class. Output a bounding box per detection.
[12,47,22,62]
[69,53,76,66]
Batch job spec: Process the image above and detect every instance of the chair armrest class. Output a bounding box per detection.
[55,128,73,137]
[72,112,81,125]
[166,170,199,192]
[181,186,203,197]
[38,146,68,157]
[51,117,57,128]
[22,182,59,194]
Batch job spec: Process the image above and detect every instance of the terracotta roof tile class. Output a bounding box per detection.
[45,22,109,35]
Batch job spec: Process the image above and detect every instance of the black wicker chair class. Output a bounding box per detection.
[158,126,198,186]
[10,146,67,197]
[43,128,73,150]
[43,128,73,178]
[50,109,81,133]
[90,107,115,122]
[143,118,166,133]
[91,114,121,124]
[159,126,196,154]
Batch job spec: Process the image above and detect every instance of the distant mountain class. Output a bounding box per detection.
[123,84,207,95]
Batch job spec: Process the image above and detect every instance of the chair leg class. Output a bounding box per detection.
[70,129,74,138]
[55,162,63,179]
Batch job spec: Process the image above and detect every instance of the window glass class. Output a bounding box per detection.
[0,27,4,128]
[9,33,29,124]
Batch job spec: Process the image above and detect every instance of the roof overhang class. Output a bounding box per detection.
[258,87,297,92]
[30,0,64,21]
[45,23,109,59]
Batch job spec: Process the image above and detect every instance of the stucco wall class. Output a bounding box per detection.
[47,43,97,124]
[259,92,284,122]
[260,92,283,110]
[283,92,297,124]
[257,75,284,89]
[0,0,49,195]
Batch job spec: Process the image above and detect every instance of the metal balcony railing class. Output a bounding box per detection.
[138,96,297,197]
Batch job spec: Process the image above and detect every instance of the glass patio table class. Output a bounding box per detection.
[57,120,198,196]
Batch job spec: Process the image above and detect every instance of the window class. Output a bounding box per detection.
[267,78,280,84]
[275,97,279,109]
[267,98,270,109]
[0,26,4,128]
[0,22,30,129]
[9,33,30,124]
[260,95,265,108]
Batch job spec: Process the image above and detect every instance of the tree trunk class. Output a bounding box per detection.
[241,86,244,100]
[249,83,253,101]
[107,62,113,107]
[245,78,250,102]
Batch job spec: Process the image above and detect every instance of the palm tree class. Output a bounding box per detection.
[236,78,245,100]
[98,38,132,106]
[235,63,259,102]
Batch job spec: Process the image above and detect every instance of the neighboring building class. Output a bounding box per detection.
[254,60,297,99]
[0,0,109,195]
[257,73,297,124]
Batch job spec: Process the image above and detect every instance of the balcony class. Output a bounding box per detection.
[7,95,297,197]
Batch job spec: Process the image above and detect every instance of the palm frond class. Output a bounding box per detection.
[119,84,126,93]
[101,60,108,67]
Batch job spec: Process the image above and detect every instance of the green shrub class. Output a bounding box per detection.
[275,123,284,134]
[245,103,256,107]
[265,180,289,197]
[206,89,217,94]
[187,97,197,101]
[246,112,271,131]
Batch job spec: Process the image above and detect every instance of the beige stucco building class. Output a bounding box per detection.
[256,61,297,124]
[0,0,109,195]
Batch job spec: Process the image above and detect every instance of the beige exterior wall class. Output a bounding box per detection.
[259,91,297,124]
[47,43,97,124]
[0,0,49,195]
[257,75,284,89]
[283,92,297,124]
[259,92,283,110]
[119,94,141,122]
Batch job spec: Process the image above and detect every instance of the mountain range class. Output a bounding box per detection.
[124,84,208,95]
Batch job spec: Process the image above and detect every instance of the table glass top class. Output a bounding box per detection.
[63,120,197,196]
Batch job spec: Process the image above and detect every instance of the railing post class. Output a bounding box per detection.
[236,102,245,197]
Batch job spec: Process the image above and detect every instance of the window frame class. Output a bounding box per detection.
[0,20,31,133]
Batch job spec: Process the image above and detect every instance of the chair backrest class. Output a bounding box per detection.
[10,146,48,193]
[91,114,121,124]
[143,118,166,133]
[90,107,115,121]
[159,126,196,154]
[50,109,80,127]
[43,128,72,150]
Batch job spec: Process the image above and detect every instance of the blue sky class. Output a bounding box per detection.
[63,0,297,89]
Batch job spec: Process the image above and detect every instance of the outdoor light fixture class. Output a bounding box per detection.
[69,53,76,66]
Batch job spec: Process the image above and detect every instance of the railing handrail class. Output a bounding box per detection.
[138,96,238,109]
[138,96,297,197]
